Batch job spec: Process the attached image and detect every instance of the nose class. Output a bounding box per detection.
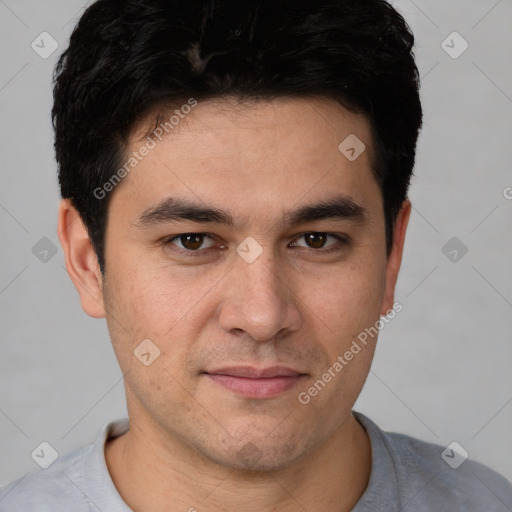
[217,247,302,342]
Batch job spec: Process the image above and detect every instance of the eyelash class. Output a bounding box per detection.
[160,232,349,257]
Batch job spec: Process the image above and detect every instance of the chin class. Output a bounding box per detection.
[204,434,309,473]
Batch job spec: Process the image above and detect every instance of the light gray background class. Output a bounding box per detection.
[1,0,511,489]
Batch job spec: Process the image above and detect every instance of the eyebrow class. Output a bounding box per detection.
[135,195,369,230]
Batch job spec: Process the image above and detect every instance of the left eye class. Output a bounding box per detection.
[292,232,344,250]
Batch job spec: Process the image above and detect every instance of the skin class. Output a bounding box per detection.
[58,96,411,512]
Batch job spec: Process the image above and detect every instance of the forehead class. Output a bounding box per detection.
[110,96,381,224]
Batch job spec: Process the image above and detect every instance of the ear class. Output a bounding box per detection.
[381,199,411,316]
[57,199,106,318]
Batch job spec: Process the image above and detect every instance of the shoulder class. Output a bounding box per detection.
[385,429,512,510]
[0,444,92,511]
[0,418,129,512]
[355,412,512,511]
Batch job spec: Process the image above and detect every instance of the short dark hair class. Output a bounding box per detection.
[52,0,422,273]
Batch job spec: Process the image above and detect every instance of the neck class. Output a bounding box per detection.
[105,412,371,512]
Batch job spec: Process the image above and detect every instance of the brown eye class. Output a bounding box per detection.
[304,233,328,249]
[291,232,349,253]
[179,234,205,250]
[166,233,216,252]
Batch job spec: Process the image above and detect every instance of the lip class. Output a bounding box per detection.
[203,366,307,399]
[204,365,304,378]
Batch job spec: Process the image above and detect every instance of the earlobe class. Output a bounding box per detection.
[57,199,106,318]
[381,199,411,316]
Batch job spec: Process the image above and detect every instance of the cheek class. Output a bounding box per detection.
[103,260,219,372]
[106,258,193,329]
[297,258,386,338]
[296,266,383,418]
[102,268,202,410]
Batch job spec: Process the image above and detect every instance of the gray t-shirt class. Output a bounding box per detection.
[1,412,511,511]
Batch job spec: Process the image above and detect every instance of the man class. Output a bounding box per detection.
[1,0,511,510]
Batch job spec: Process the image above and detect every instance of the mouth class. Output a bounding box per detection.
[202,366,308,399]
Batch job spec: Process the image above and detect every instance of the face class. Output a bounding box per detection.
[75,97,406,471]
